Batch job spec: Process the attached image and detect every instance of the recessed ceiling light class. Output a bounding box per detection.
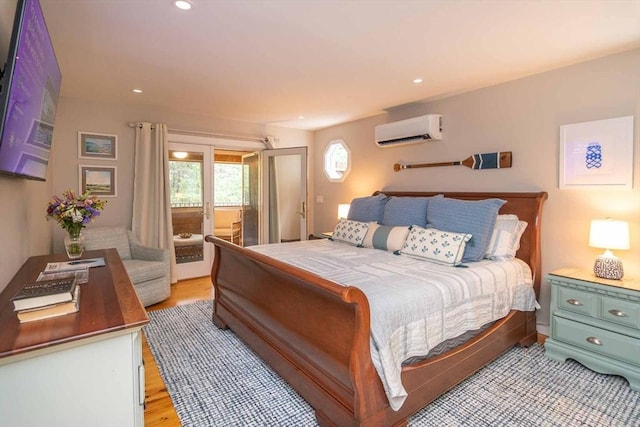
[413,78,423,84]
[298,116,305,120]
[132,88,143,93]
[174,0,192,10]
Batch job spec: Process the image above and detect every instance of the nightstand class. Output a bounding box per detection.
[544,268,640,391]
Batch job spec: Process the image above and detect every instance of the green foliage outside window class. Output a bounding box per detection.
[169,160,202,207]
[169,161,243,208]
[214,163,242,206]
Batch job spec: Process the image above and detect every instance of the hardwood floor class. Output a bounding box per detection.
[143,276,214,427]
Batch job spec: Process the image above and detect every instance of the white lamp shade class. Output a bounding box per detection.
[589,219,630,250]
[338,204,350,219]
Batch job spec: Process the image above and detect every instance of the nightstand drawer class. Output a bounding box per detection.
[552,316,640,366]
[556,286,598,318]
[602,296,640,330]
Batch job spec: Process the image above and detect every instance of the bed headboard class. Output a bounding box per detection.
[373,191,548,298]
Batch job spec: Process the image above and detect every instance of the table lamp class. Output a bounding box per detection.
[589,219,630,280]
[338,204,350,220]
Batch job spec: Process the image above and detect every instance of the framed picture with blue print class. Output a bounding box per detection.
[559,116,633,189]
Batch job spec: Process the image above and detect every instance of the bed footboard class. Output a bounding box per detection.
[207,236,390,426]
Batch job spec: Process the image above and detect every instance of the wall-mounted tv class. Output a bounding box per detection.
[0,0,61,181]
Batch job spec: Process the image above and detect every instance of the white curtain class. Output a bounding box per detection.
[132,123,177,284]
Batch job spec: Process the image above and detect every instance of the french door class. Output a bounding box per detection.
[168,141,307,279]
[168,143,213,279]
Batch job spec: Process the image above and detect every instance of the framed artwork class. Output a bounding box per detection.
[78,131,117,160]
[559,116,634,189]
[79,165,117,197]
[26,120,54,150]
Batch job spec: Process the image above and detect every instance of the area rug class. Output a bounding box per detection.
[144,300,640,426]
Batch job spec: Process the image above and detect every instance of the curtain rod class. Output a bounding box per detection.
[128,122,267,144]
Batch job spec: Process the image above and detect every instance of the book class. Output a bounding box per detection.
[11,277,77,311]
[37,268,89,285]
[43,257,105,274]
[17,286,80,323]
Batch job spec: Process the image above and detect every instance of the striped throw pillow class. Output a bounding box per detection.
[485,215,528,260]
[363,224,410,252]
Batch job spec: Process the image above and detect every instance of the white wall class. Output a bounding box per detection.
[0,177,53,292]
[48,97,314,254]
[312,49,640,334]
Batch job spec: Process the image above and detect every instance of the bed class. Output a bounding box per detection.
[205,191,547,426]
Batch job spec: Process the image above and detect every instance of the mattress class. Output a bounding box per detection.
[250,239,538,410]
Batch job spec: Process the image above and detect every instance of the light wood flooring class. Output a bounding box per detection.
[143,276,214,427]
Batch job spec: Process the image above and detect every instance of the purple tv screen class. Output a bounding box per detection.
[0,0,61,181]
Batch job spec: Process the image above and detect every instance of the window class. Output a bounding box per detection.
[324,139,350,182]
[214,163,243,206]
[169,157,203,208]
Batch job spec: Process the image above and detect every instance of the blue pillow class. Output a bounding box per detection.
[381,195,442,227]
[426,197,506,262]
[347,194,388,223]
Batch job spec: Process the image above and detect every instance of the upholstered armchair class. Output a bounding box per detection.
[83,226,171,307]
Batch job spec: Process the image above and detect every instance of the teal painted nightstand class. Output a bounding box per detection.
[545,268,640,391]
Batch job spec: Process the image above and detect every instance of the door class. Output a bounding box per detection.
[168,143,213,279]
[242,147,308,246]
[241,152,260,247]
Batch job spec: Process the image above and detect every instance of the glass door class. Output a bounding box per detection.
[168,143,213,279]
[242,147,307,246]
[241,152,261,246]
[212,150,247,245]
[263,147,308,244]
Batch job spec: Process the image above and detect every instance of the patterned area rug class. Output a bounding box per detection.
[145,301,640,426]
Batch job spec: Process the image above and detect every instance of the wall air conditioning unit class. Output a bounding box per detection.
[375,114,442,148]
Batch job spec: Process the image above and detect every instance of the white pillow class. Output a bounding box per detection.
[330,219,371,246]
[484,214,528,260]
[400,225,472,266]
[363,224,410,252]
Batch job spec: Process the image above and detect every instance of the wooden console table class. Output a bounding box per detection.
[0,249,149,427]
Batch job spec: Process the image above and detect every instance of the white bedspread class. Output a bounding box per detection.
[249,239,538,410]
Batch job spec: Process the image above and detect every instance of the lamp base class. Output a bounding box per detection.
[593,256,624,280]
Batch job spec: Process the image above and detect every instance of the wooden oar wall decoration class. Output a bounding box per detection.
[394,151,512,172]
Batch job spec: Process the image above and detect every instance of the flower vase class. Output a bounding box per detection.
[64,231,85,260]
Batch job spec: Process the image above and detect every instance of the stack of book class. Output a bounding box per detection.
[9,257,105,323]
[11,275,80,323]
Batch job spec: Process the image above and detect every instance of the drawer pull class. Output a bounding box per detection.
[608,309,628,318]
[586,336,603,346]
[566,299,583,306]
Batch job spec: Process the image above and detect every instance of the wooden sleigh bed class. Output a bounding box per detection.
[205,191,547,426]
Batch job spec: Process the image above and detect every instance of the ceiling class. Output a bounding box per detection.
[39,0,640,131]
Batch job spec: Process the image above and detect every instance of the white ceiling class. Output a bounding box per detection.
[40,0,640,131]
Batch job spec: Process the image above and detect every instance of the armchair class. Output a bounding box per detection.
[83,226,170,307]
